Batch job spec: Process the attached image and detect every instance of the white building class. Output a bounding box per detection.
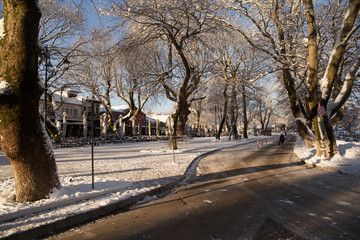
[39,90,101,137]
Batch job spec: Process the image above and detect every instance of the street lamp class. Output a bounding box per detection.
[62,57,70,71]
[43,46,52,122]
[91,99,95,189]
[42,46,70,122]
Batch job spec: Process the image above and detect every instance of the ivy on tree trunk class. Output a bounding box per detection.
[0,0,60,202]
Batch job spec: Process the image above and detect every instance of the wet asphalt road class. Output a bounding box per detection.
[46,135,360,240]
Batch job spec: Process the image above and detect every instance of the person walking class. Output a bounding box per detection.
[279,133,285,146]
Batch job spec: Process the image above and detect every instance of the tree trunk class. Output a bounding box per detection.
[169,112,178,150]
[313,114,338,158]
[175,103,191,137]
[295,119,314,148]
[168,101,191,150]
[241,84,248,139]
[194,109,201,135]
[216,83,229,140]
[217,108,226,140]
[105,107,115,133]
[0,0,60,202]
[229,80,239,139]
[45,116,61,142]
[282,68,314,147]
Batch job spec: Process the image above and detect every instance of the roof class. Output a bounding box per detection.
[147,114,170,123]
[41,91,83,105]
[100,105,129,113]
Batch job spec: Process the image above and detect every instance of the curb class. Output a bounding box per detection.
[303,162,343,174]
[293,153,343,175]
[3,178,182,240]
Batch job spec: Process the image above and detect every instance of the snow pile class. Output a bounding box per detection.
[294,135,360,177]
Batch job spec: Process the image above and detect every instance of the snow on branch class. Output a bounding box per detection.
[0,81,11,96]
[320,2,360,100]
[0,18,5,39]
[328,47,360,117]
[249,69,280,83]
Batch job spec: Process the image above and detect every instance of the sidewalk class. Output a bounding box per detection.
[0,137,263,240]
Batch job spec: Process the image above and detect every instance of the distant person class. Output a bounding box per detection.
[279,133,285,146]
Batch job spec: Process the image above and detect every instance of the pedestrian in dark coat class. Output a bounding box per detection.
[279,133,285,146]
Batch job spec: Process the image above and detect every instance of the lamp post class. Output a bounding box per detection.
[43,46,51,122]
[91,99,95,189]
[42,46,70,122]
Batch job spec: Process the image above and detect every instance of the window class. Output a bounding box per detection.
[64,108,73,116]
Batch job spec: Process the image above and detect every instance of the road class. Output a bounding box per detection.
[46,135,360,240]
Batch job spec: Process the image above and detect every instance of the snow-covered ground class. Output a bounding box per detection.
[294,135,360,177]
[0,135,359,238]
[0,137,258,238]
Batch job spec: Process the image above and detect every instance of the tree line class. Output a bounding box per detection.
[0,0,358,202]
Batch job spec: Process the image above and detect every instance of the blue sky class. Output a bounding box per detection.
[0,1,173,113]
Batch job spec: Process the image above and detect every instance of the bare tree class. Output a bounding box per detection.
[188,83,208,136]
[0,0,60,202]
[39,0,85,46]
[102,0,219,149]
[72,31,161,133]
[210,30,273,139]
[253,85,273,131]
[114,42,161,125]
[221,0,360,158]
[71,30,117,133]
[37,0,86,137]
[337,102,360,134]
[209,31,232,139]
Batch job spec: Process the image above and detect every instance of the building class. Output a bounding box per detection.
[39,90,101,137]
[40,90,169,138]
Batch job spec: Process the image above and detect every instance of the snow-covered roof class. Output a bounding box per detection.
[111,105,128,112]
[147,113,170,123]
[100,105,129,113]
[41,91,83,105]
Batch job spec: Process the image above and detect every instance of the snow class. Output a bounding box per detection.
[0,81,11,95]
[111,105,129,112]
[40,91,83,105]
[100,105,129,113]
[0,137,250,238]
[0,134,359,238]
[147,113,171,123]
[293,135,360,177]
[0,18,4,39]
